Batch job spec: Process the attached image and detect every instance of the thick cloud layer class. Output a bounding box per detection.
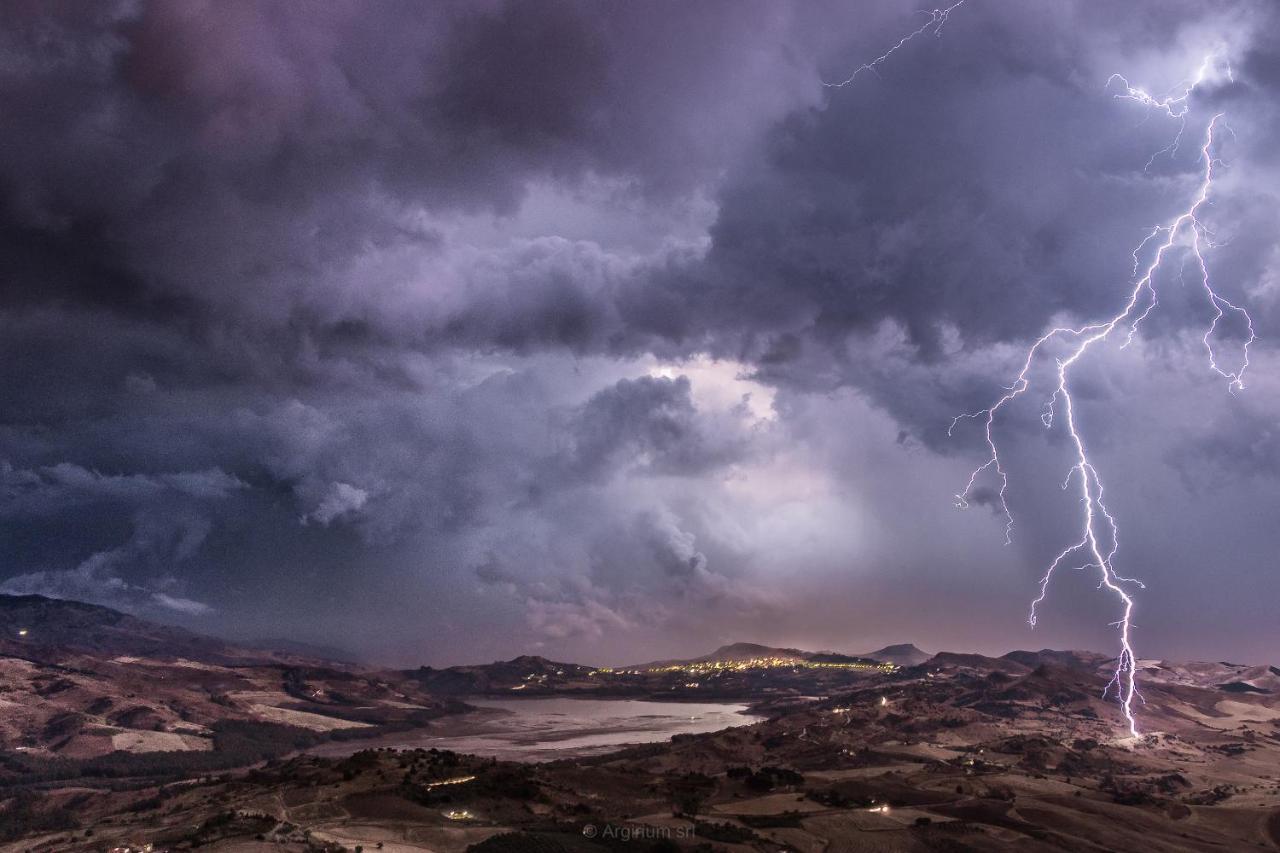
[1,1,1277,665]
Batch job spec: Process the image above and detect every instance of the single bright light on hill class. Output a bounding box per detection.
[17,628,28,637]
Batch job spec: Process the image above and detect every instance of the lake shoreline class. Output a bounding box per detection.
[303,696,764,762]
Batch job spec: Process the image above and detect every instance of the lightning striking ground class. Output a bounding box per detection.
[822,9,1250,738]
[824,2,967,88]
[950,56,1251,738]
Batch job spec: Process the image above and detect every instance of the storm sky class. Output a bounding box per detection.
[2,0,1278,666]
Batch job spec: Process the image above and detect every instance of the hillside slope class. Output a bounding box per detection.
[0,595,457,761]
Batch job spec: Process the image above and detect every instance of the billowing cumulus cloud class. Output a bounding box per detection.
[302,481,370,526]
[0,0,1277,665]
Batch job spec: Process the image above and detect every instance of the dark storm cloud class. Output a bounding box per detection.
[0,0,812,327]
[1,0,1278,663]
[386,0,1280,444]
[0,459,242,615]
[637,2,1279,435]
[560,376,746,481]
[1165,394,1280,488]
[6,1,1270,380]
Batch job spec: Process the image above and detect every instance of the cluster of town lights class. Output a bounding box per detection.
[589,656,897,678]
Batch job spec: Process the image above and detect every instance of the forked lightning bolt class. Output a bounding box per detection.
[1107,53,1234,172]
[824,10,1250,738]
[824,2,967,88]
[950,54,1251,738]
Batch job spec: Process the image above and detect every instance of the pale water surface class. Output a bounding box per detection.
[308,697,762,762]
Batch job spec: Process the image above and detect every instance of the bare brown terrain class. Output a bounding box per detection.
[0,595,464,762]
[4,597,1280,852]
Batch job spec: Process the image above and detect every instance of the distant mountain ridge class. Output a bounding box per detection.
[414,654,595,695]
[861,643,931,666]
[0,594,278,666]
[0,594,370,669]
[633,641,885,670]
[635,642,807,668]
